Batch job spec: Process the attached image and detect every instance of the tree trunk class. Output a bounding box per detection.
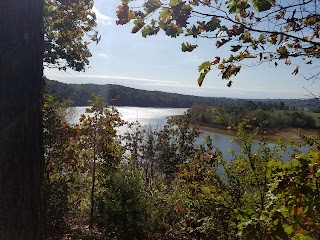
[89,131,97,229]
[0,0,44,239]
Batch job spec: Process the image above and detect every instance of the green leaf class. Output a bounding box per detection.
[141,23,160,37]
[283,225,293,235]
[227,0,250,13]
[201,185,211,194]
[185,25,200,38]
[200,17,221,32]
[277,46,289,59]
[169,0,181,7]
[141,27,150,37]
[208,17,221,31]
[131,18,145,34]
[252,0,274,12]
[242,32,252,43]
[198,71,209,86]
[163,23,183,37]
[292,158,300,167]
[143,0,161,13]
[159,8,171,23]
[133,18,144,25]
[181,42,198,52]
[198,61,212,72]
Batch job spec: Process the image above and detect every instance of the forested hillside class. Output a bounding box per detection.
[44,78,227,107]
[45,78,320,108]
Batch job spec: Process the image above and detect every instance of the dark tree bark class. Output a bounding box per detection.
[0,0,44,239]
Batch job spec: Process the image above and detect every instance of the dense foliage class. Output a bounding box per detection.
[189,102,319,130]
[44,94,320,239]
[44,0,99,71]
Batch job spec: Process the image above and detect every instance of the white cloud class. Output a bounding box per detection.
[97,53,111,58]
[76,74,181,84]
[44,70,180,86]
[92,6,113,25]
[43,69,306,99]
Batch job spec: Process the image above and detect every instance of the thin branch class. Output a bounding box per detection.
[258,0,315,20]
[191,10,320,47]
[303,86,320,99]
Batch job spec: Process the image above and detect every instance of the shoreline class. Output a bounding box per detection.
[193,121,319,142]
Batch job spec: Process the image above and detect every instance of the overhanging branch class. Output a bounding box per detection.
[192,10,320,48]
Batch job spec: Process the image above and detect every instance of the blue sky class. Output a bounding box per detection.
[44,0,320,99]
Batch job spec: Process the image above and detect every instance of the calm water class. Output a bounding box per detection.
[68,106,188,127]
[68,106,308,161]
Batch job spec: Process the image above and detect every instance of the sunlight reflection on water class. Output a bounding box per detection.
[68,106,309,161]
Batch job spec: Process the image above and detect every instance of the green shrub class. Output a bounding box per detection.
[95,166,154,240]
[44,179,69,238]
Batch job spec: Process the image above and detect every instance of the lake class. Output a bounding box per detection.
[68,106,188,127]
[69,106,307,161]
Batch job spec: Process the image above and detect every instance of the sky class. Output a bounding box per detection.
[44,0,320,99]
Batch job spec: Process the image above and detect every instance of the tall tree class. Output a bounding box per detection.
[0,0,44,239]
[79,95,124,229]
[0,0,97,238]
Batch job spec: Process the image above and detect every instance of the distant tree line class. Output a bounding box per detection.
[45,78,320,109]
[45,78,233,107]
[189,101,319,130]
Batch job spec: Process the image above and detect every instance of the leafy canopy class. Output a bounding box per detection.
[116,0,320,87]
[44,0,99,71]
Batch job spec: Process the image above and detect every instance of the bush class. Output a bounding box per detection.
[44,179,69,238]
[95,166,154,240]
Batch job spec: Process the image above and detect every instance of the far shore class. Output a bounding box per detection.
[192,121,319,143]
